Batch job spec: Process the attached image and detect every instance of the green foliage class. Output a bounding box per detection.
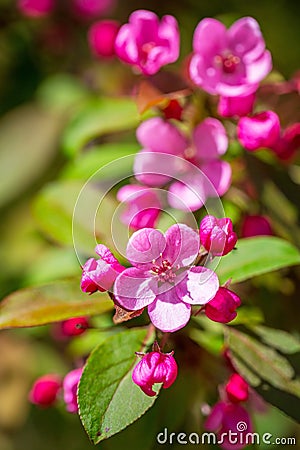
[226,326,300,422]
[62,98,140,157]
[215,237,300,284]
[0,280,113,329]
[78,328,158,444]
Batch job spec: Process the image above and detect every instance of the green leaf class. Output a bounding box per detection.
[226,327,300,421]
[78,328,158,444]
[0,280,113,329]
[62,97,140,157]
[0,104,62,209]
[32,180,120,255]
[62,142,139,181]
[248,325,300,354]
[215,237,300,284]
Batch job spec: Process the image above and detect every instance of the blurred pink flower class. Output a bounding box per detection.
[29,374,61,407]
[225,374,249,403]
[237,111,280,151]
[117,185,161,230]
[73,0,115,19]
[189,17,272,96]
[80,244,125,293]
[115,10,179,75]
[114,224,219,332]
[132,349,177,396]
[241,215,273,237]
[205,401,252,450]
[18,0,54,17]
[217,93,255,118]
[200,215,237,256]
[88,20,120,58]
[205,287,241,323]
[272,122,300,160]
[63,368,83,414]
[134,117,231,211]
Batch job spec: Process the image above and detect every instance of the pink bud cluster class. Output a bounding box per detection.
[29,368,83,413]
[205,373,253,450]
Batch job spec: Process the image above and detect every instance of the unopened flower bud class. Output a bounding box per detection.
[218,93,255,118]
[225,373,249,403]
[132,349,178,397]
[61,317,89,336]
[205,287,241,323]
[237,111,280,151]
[241,215,273,238]
[200,215,237,256]
[88,20,120,58]
[29,374,61,407]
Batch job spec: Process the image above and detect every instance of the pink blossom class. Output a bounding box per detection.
[200,215,237,256]
[18,0,54,17]
[115,10,179,76]
[205,401,252,450]
[205,287,241,323]
[61,317,90,336]
[189,17,272,97]
[88,20,120,58]
[271,122,300,160]
[117,185,161,230]
[134,117,231,211]
[114,224,219,332]
[241,215,273,238]
[132,349,177,396]
[72,0,115,19]
[29,374,61,407]
[63,368,83,413]
[225,374,249,403]
[237,110,280,151]
[218,93,255,118]
[80,244,125,293]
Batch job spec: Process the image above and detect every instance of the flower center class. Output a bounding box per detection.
[215,53,240,74]
[150,259,176,283]
[141,41,156,63]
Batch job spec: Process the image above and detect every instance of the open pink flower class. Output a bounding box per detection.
[117,185,161,230]
[200,215,237,256]
[190,17,272,96]
[81,244,125,293]
[29,374,61,407]
[18,0,54,17]
[205,287,241,323]
[237,111,280,151]
[114,224,219,332]
[205,401,252,450]
[115,10,179,75]
[134,117,231,211]
[132,349,177,396]
[63,368,83,414]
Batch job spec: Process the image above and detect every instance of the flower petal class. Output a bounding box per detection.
[201,160,232,197]
[228,17,266,62]
[163,223,199,267]
[148,289,191,332]
[114,267,157,310]
[134,150,178,186]
[168,172,208,211]
[136,117,188,155]
[193,118,228,161]
[193,18,227,56]
[126,228,166,267]
[177,267,219,305]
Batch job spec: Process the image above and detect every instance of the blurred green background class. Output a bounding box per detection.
[0,0,300,449]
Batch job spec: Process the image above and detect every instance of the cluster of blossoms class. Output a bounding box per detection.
[81,216,239,333]
[29,368,83,413]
